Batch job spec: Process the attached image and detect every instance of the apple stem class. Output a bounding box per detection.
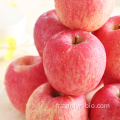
[119,24,120,29]
[75,35,79,44]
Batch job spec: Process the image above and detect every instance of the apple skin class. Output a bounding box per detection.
[26,82,88,120]
[102,75,120,86]
[4,56,48,113]
[34,9,68,57]
[54,0,114,32]
[43,30,106,96]
[90,84,120,120]
[93,16,120,80]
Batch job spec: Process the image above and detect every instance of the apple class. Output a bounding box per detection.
[4,55,48,113]
[85,80,104,104]
[90,84,120,120]
[34,9,68,57]
[93,16,120,80]
[43,30,106,96]
[54,0,114,32]
[26,82,88,120]
[102,75,120,85]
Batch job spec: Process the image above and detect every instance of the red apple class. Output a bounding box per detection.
[26,82,88,120]
[43,30,106,96]
[102,75,120,85]
[34,9,68,57]
[4,56,48,113]
[54,0,114,32]
[90,84,120,120]
[93,16,120,80]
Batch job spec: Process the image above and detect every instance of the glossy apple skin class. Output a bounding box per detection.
[93,16,120,80]
[5,56,48,113]
[90,84,120,120]
[34,9,68,57]
[26,82,88,120]
[102,75,120,85]
[43,30,106,96]
[54,0,114,32]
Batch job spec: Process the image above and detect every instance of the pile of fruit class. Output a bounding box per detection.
[5,0,120,119]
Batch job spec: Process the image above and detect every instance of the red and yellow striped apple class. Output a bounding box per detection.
[93,16,120,80]
[26,83,88,120]
[90,84,120,120]
[34,10,68,57]
[5,56,47,113]
[54,0,114,32]
[43,30,106,96]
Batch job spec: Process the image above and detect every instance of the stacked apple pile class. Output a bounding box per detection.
[5,0,120,120]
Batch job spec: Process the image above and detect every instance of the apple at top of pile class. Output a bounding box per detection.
[43,30,106,96]
[54,0,114,32]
